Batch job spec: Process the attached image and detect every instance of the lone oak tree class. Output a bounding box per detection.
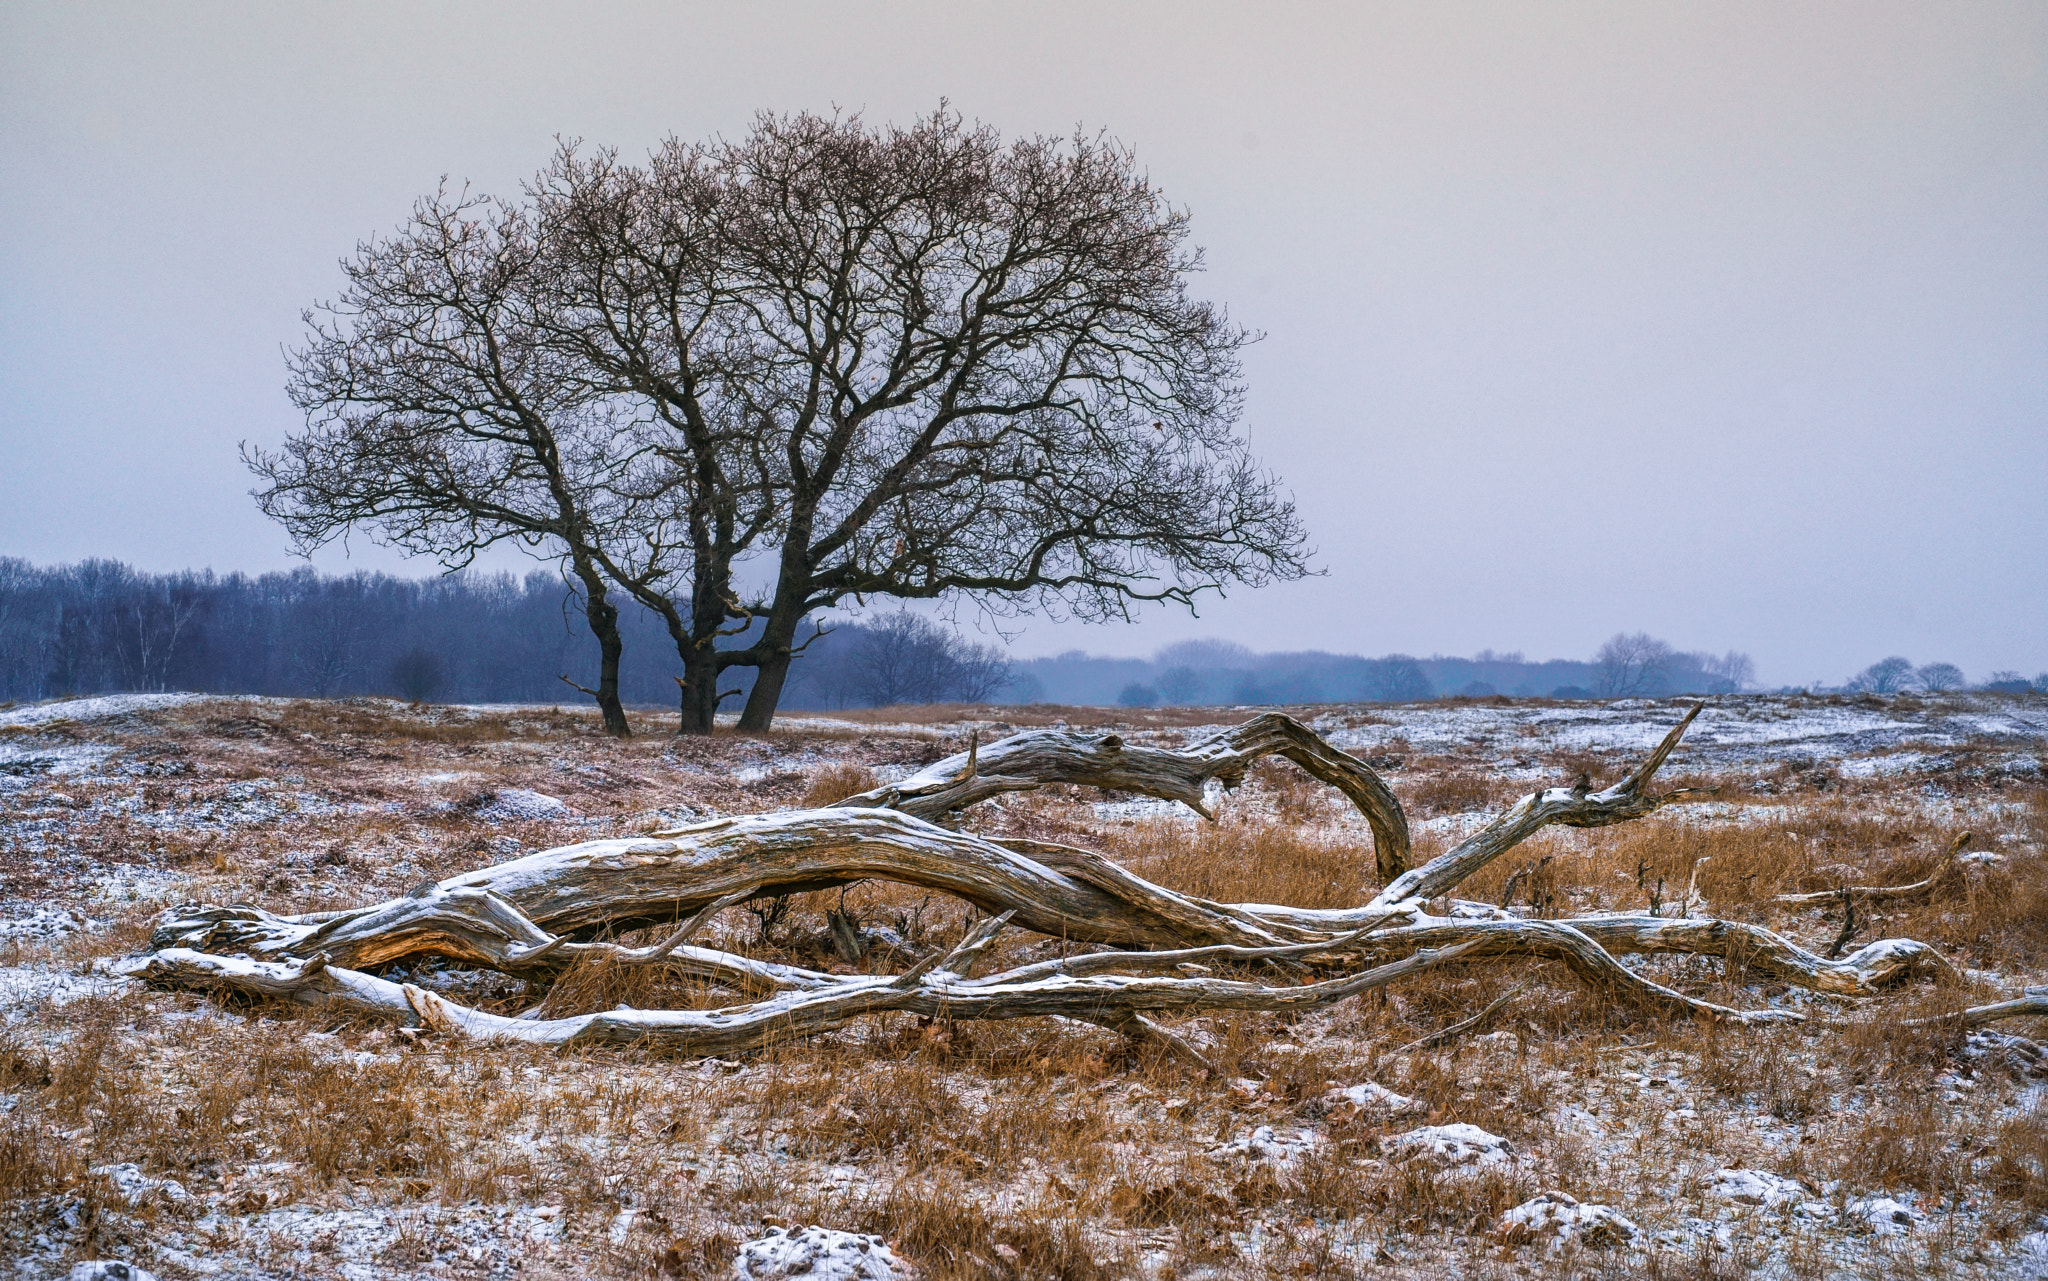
[258,109,1310,734]
[248,189,686,737]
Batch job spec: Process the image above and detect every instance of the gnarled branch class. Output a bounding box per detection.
[128,709,1987,1058]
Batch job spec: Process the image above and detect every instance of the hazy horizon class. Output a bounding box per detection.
[4,3,2043,687]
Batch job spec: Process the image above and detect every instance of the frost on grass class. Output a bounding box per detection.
[473,787,572,821]
[65,1263,158,1281]
[1322,1080,1427,1118]
[1846,1195,1924,1234]
[1208,1125,1324,1163]
[1710,1167,1818,1210]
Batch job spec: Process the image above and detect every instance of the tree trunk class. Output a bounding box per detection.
[676,643,722,736]
[736,636,796,732]
[571,564,630,738]
[735,578,808,733]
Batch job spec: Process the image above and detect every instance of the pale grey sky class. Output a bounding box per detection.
[2,2,2043,685]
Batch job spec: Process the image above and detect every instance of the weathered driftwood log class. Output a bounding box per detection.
[150,710,1710,967]
[838,712,1413,882]
[1562,915,1961,995]
[150,809,1295,968]
[122,938,1482,1057]
[1355,917,1958,1008]
[129,706,1992,1055]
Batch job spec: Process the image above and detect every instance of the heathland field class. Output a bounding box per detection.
[1,692,2044,1279]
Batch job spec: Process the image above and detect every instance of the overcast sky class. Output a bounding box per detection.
[2,2,2043,686]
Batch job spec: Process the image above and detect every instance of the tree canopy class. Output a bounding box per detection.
[254,108,1310,732]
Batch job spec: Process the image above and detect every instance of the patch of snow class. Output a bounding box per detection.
[0,966,134,1013]
[1845,1195,1923,1234]
[1321,695,2048,774]
[1551,1104,1607,1137]
[733,1225,907,1279]
[1092,797,1200,822]
[1496,1191,1640,1251]
[1386,1123,1516,1168]
[90,1162,190,1207]
[1965,1030,2047,1077]
[0,905,92,941]
[1325,1081,1427,1118]
[1415,812,1496,838]
[1838,752,1934,778]
[476,788,572,821]
[0,741,118,781]
[67,1263,159,1281]
[0,692,207,729]
[1710,1167,1814,1208]
[2010,1231,2048,1280]
[1209,1125,1324,1163]
[418,770,483,785]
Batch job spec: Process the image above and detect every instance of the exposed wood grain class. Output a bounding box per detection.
[130,707,1982,1055]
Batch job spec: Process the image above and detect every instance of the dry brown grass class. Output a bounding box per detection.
[1397,765,1510,818]
[1101,816,1377,908]
[802,762,881,808]
[5,696,2045,1278]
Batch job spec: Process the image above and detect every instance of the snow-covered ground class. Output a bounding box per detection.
[0,691,2043,1279]
[1308,694,2048,770]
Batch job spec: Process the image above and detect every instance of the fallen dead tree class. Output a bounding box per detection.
[123,706,2032,1060]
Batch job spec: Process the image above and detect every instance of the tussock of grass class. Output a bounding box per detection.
[802,762,880,808]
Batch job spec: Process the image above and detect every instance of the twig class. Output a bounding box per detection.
[1775,832,1972,906]
[1390,982,1530,1057]
[1825,886,1858,960]
[626,889,756,965]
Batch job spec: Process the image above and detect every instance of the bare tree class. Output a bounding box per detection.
[387,647,448,703]
[1594,632,1675,698]
[1362,654,1431,703]
[537,109,1310,732]
[1156,665,1203,705]
[247,187,680,737]
[116,572,207,692]
[849,609,1009,706]
[1703,649,1756,692]
[258,110,1308,735]
[289,573,374,698]
[1849,656,1916,694]
[1914,662,1964,693]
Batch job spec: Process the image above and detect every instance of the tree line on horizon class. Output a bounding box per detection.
[0,558,1015,712]
[12,556,2031,714]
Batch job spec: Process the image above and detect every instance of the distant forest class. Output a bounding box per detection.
[0,558,1011,713]
[5,558,2027,714]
